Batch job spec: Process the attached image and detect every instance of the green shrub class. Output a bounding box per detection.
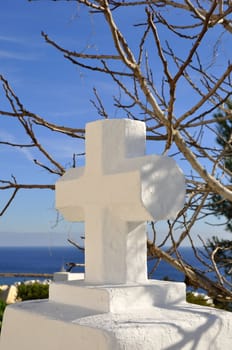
[17,282,49,301]
[213,300,232,312]
[186,292,214,307]
[0,299,7,331]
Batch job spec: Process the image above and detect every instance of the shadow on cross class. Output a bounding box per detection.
[140,155,185,221]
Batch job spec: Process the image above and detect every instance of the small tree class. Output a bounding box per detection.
[206,236,232,278]
[205,102,232,304]
[210,100,232,230]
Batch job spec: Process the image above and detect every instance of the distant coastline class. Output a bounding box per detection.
[0,272,53,278]
[0,246,84,285]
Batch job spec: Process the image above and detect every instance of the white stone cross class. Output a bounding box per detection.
[56,119,185,284]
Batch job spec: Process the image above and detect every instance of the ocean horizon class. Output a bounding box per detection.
[0,245,200,286]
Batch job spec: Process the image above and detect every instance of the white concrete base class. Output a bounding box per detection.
[1,297,232,349]
[49,278,186,313]
[1,277,232,349]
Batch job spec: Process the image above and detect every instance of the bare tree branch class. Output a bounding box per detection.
[2,0,232,301]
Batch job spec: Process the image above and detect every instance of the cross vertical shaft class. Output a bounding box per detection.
[85,207,147,284]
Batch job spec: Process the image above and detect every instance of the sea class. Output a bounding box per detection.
[0,246,201,286]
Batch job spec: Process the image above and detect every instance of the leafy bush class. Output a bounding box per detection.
[186,292,214,307]
[0,299,7,331]
[213,300,232,312]
[17,282,49,301]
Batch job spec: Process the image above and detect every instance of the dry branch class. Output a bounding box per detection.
[2,0,232,300]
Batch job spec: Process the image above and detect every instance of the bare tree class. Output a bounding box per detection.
[1,0,232,303]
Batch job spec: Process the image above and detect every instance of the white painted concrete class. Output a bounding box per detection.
[1,297,232,349]
[56,119,185,284]
[2,119,232,350]
[49,278,186,313]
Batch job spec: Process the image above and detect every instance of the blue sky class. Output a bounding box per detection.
[0,1,89,246]
[0,1,231,246]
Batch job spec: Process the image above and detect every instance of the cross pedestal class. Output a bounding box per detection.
[2,120,232,350]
